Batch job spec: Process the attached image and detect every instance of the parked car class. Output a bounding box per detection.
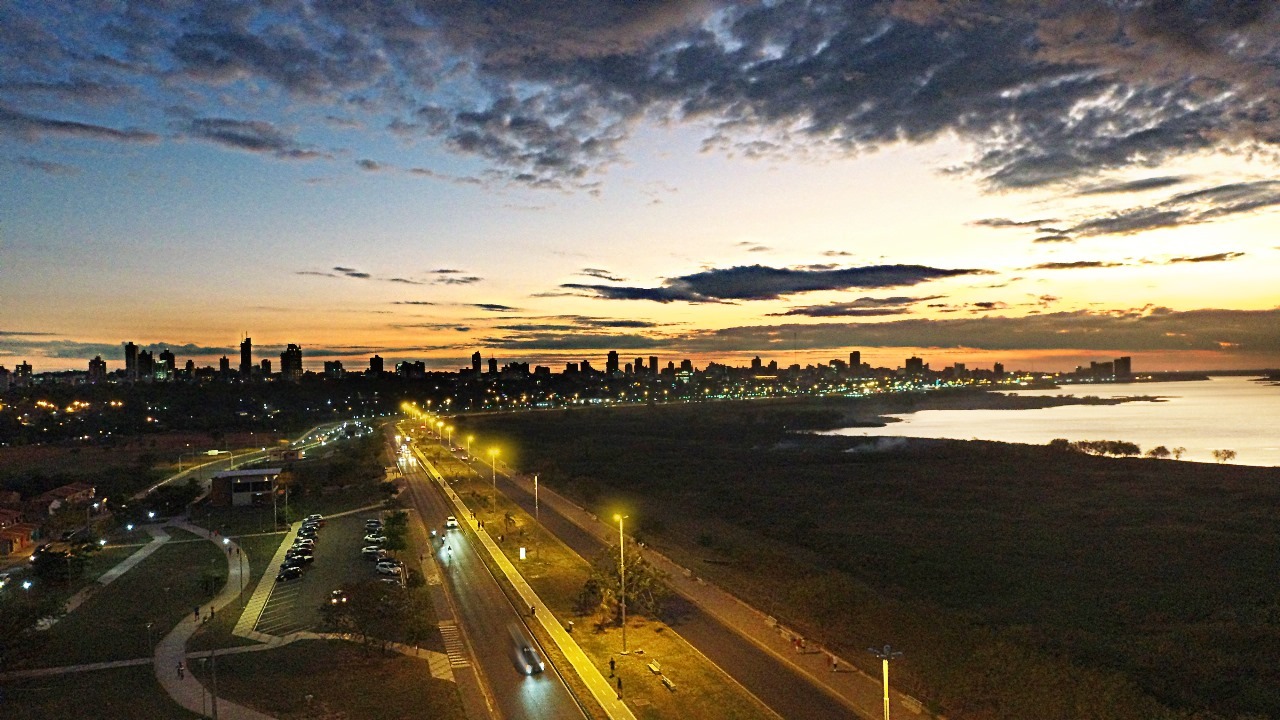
[330,589,347,605]
[445,516,459,529]
[376,563,403,577]
[292,540,315,551]
[297,528,317,539]
[361,545,384,559]
[365,519,382,530]
[363,534,387,544]
[378,558,404,569]
[276,566,303,582]
[286,551,314,564]
[307,514,325,525]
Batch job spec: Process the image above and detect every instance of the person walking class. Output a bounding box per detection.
[609,657,616,676]
[176,662,185,679]
[616,676,623,699]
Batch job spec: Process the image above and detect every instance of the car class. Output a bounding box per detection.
[364,519,382,529]
[376,563,403,577]
[363,534,387,544]
[508,624,545,674]
[286,551,314,564]
[281,557,307,571]
[445,516,459,529]
[307,514,325,524]
[377,557,404,569]
[292,540,315,551]
[276,566,303,582]
[379,577,403,587]
[360,545,383,559]
[330,589,348,605]
[297,527,317,538]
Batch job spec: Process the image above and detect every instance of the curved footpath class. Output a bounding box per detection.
[153,518,275,720]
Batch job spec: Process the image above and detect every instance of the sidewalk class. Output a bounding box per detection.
[415,446,638,720]
[154,518,275,720]
[498,464,931,720]
[54,525,171,622]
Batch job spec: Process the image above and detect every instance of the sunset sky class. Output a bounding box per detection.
[4,1,1280,373]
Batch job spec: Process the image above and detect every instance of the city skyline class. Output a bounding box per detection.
[5,2,1280,373]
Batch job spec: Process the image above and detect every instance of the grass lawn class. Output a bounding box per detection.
[2,665,202,720]
[31,538,224,667]
[191,639,466,720]
[419,442,777,720]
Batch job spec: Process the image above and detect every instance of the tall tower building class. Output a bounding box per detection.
[14,361,32,388]
[87,353,106,381]
[240,337,253,377]
[487,357,497,374]
[369,355,384,376]
[158,348,176,381]
[280,344,303,382]
[649,356,658,375]
[124,342,138,382]
[219,356,230,376]
[472,351,482,374]
[849,351,861,369]
[606,351,620,375]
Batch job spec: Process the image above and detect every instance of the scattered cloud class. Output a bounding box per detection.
[10,155,80,175]
[973,217,1058,229]
[1033,234,1074,244]
[578,268,625,282]
[1075,176,1189,196]
[1166,252,1245,264]
[0,104,158,143]
[471,303,519,312]
[564,264,985,304]
[1028,261,1124,270]
[184,117,321,159]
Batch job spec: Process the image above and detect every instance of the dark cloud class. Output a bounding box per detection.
[822,250,853,257]
[579,268,625,282]
[1075,176,1189,195]
[10,155,79,175]
[435,276,482,285]
[0,330,60,337]
[472,303,519,312]
[387,277,425,285]
[680,307,1280,354]
[1033,234,1074,243]
[973,217,1058,229]
[357,158,386,171]
[1029,261,1124,270]
[1167,252,1245,264]
[1068,180,1280,236]
[185,117,320,158]
[771,306,910,318]
[0,104,157,143]
[11,2,1280,192]
[296,270,339,278]
[393,301,437,306]
[564,264,984,303]
[333,266,371,279]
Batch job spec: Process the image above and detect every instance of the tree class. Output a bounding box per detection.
[576,545,672,628]
[381,511,408,556]
[1211,449,1237,463]
[1145,446,1171,460]
[1171,446,1187,460]
[0,585,64,670]
[319,580,409,653]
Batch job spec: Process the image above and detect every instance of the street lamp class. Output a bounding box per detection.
[614,514,628,653]
[445,425,453,449]
[869,645,903,720]
[533,473,539,521]
[488,448,499,505]
[436,420,444,445]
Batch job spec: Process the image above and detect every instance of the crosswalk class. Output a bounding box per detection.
[438,621,470,668]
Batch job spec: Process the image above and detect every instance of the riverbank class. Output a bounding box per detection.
[829,386,1165,428]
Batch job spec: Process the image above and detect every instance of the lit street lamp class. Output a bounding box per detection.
[533,473,539,521]
[614,514,628,653]
[465,434,474,458]
[488,448,499,505]
[869,645,903,720]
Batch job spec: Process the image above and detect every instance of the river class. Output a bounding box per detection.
[826,375,1280,466]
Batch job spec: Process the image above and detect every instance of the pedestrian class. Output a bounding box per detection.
[830,655,838,672]
[193,606,200,621]
[609,657,616,676]
[176,662,185,679]
[617,676,623,699]
[530,604,536,618]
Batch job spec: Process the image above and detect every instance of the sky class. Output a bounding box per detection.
[3,0,1280,374]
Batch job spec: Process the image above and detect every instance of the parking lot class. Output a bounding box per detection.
[254,510,399,636]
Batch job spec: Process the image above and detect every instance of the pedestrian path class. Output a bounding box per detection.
[153,518,275,720]
[0,656,152,679]
[437,622,470,668]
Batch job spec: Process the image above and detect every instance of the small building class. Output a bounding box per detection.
[0,523,39,556]
[31,482,96,515]
[209,468,282,507]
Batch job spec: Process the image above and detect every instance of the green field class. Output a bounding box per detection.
[461,397,1280,720]
[2,665,202,720]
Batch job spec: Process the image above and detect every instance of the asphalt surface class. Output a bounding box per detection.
[399,454,587,720]
[486,454,862,720]
[254,512,392,636]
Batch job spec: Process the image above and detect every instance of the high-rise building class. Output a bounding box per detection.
[904,357,925,374]
[471,351,482,374]
[0,365,10,390]
[488,357,497,374]
[751,356,762,371]
[849,351,861,369]
[240,337,253,377]
[993,362,1005,376]
[680,359,693,373]
[634,357,645,374]
[606,351,619,375]
[124,342,138,382]
[158,349,176,381]
[260,359,272,375]
[14,362,32,388]
[1114,356,1132,377]
[88,356,108,384]
[649,356,658,375]
[280,344,303,382]
[138,349,155,380]
[219,356,230,375]
[369,355,384,376]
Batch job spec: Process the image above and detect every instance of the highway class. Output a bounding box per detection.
[396,445,587,720]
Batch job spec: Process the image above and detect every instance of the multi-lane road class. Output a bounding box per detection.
[395,441,588,720]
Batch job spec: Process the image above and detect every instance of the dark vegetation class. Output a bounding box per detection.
[462,397,1280,720]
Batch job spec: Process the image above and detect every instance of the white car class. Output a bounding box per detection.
[376,563,403,576]
[445,516,459,529]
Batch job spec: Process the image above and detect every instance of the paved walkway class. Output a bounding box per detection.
[415,446,638,720]
[154,518,275,720]
[53,525,171,623]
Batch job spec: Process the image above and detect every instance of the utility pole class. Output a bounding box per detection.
[614,514,628,653]
[210,648,219,720]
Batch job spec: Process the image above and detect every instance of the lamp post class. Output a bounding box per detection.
[869,645,903,720]
[436,421,445,446]
[465,435,474,458]
[533,474,539,522]
[614,514,628,653]
[445,425,453,449]
[488,448,499,507]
